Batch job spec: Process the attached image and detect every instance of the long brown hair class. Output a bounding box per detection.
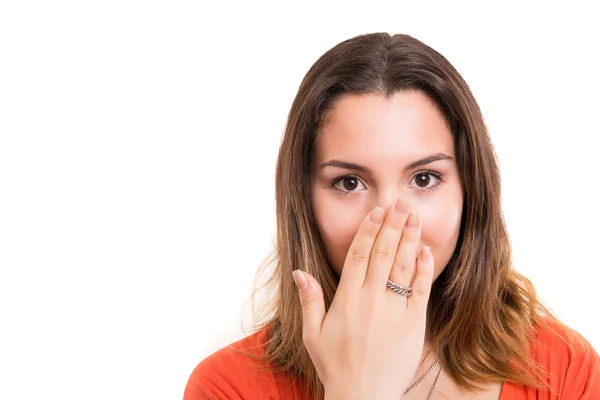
[247,32,559,399]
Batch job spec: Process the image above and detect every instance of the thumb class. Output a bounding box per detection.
[293,270,325,345]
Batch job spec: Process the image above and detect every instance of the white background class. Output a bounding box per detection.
[1,1,599,399]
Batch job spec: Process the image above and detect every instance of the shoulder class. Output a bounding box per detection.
[528,317,599,398]
[502,317,600,399]
[183,327,281,400]
[532,316,598,363]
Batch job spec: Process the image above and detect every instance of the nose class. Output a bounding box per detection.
[375,190,409,212]
[371,191,424,252]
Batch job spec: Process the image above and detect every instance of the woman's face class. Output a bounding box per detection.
[310,90,463,282]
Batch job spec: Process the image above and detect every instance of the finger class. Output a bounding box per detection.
[363,198,411,289]
[386,210,422,300]
[338,206,385,291]
[293,270,326,347]
[408,246,434,312]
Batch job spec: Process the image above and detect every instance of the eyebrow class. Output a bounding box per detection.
[319,153,454,174]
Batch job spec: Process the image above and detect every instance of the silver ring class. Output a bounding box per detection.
[386,279,412,296]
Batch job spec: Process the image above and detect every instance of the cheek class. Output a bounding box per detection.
[312,195,363,276]
[420,199,463,278]
[422,203,462,241]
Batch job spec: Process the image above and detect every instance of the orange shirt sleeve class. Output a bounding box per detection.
[556,327,600,398]
[501,319,600,399]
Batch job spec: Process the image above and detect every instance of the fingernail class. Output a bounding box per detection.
[395,198,409,213]
[293,270,308,290]
[407,211,419,227]
[370,207,384,224]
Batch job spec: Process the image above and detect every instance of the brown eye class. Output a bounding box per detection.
[342,177,359,191]
[332,176,366,193]
[410,171,442,191]
[415,173,431,188]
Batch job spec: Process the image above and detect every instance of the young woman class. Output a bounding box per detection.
[184,33,599,399]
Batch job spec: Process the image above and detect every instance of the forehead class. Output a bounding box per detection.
[316,91,455,162]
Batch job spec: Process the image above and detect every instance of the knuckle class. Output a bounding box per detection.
[350,249,369,264]
[411,286,427,298]
[372,246,390,260]
[299,294,316,308]
[391,262,410,275]
[299,296,309,307]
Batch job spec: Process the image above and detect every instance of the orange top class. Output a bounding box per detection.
[184,320,600,399]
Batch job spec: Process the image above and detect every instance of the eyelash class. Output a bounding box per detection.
[329,170,444,195]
